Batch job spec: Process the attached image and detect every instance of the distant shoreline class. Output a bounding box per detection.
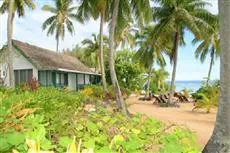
[167,80,203,91]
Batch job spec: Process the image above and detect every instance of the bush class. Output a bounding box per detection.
[149,69,170,94]
[80,85,114,100]
[181,88,192,98]
[105,50,144,92]
[81,85,133,101]
[192,81,219,113]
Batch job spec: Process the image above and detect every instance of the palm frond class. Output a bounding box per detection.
[42,16,56,30]
[42,5,57,13]
[42,0,77,43]
[66,18,75,35]
[0,1,8,14]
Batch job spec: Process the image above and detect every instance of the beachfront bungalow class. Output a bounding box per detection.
[0,40,101,90]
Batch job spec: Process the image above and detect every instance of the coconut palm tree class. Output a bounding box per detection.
[152,0,215,105]
[6,0,14,88]
[0,0,36,88]
[193,17,220,84]
[202,0,230,152]
[109,0,128,115]
[152,68,169,92]
[110,0,152,115]
[77,0,111,100]
[81,33,108,72]
[0,0,36,17]
[78,0,151,111]
[42,0,77,52]
[134,26,171,99]
[115,23,136,49]
[77,0,151,103]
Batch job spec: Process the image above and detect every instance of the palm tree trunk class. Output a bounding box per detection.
[109,0,128,117]
[145,66,152,100]
[7,0,15,88]
[206,48,215,85]
[168,31,179,105]
[95,55,97,72]
[202,0,230,152]
[56,37,59,52]
[99,11,109,102]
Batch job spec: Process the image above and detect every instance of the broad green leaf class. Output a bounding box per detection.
[6,132,25,146]
[0,117,4,123]
[0,137,10,151]
[84,139,95,149]
[59,136,72,147]
[97,146,113,153]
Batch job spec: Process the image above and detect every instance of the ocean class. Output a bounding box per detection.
[174,80,203,92]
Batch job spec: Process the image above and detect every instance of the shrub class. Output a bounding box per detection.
[192,82,219,113]
[81,85,116,101]
[181,88,192,98]
[80,87,94,97]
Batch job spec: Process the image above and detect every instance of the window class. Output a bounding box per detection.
[38,71,54,87]
[38,71,47,86]
[0,70,6,78]
[14,69,33,86]
[85,74,90,84]
[77,74,84,85]
[90,75,95,84]
[47,72,53,86]
[56,72,68,87]
[89,75,101,84]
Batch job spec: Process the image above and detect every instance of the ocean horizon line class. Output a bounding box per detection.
[166,80,203,82]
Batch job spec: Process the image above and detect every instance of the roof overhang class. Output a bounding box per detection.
[58,68,101,76]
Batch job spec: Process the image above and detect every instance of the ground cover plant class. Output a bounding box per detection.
[0,87,200,153]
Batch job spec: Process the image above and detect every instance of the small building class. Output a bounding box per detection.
[0,40,101,90]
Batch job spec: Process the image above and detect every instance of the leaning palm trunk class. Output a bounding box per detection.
[109,0,128,116]
[202,0,230,152]
[99,11,109,102]
[206,48,215,85]
[168,32,179,105]
[7,0,15,88]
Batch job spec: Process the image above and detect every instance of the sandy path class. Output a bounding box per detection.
[127,96,216,148]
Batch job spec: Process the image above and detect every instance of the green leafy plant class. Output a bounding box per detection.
[193,93,218,113]
[105,50,145,92]
[181,88,192,99]
[0,87,200,153]
[192,81,219,113]
[159,128,200,153]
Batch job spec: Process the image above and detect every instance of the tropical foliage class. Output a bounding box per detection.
[149,69,170,94]
[192,81,220,113]
[66,45,97,68]
[134,25,171,97]
[0,0,36,17]
[134,26,170,69]
[0,0,225,151]
[81,34,108,72]
[193,17,220,84]
[0,0,36,88]
[42,0,77,52]
[0,87,200,153]
[152,0,216,104]
[105,50,144,91]
[77,0,112,102]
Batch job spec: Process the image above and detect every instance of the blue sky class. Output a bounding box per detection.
[0,0,219,81]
